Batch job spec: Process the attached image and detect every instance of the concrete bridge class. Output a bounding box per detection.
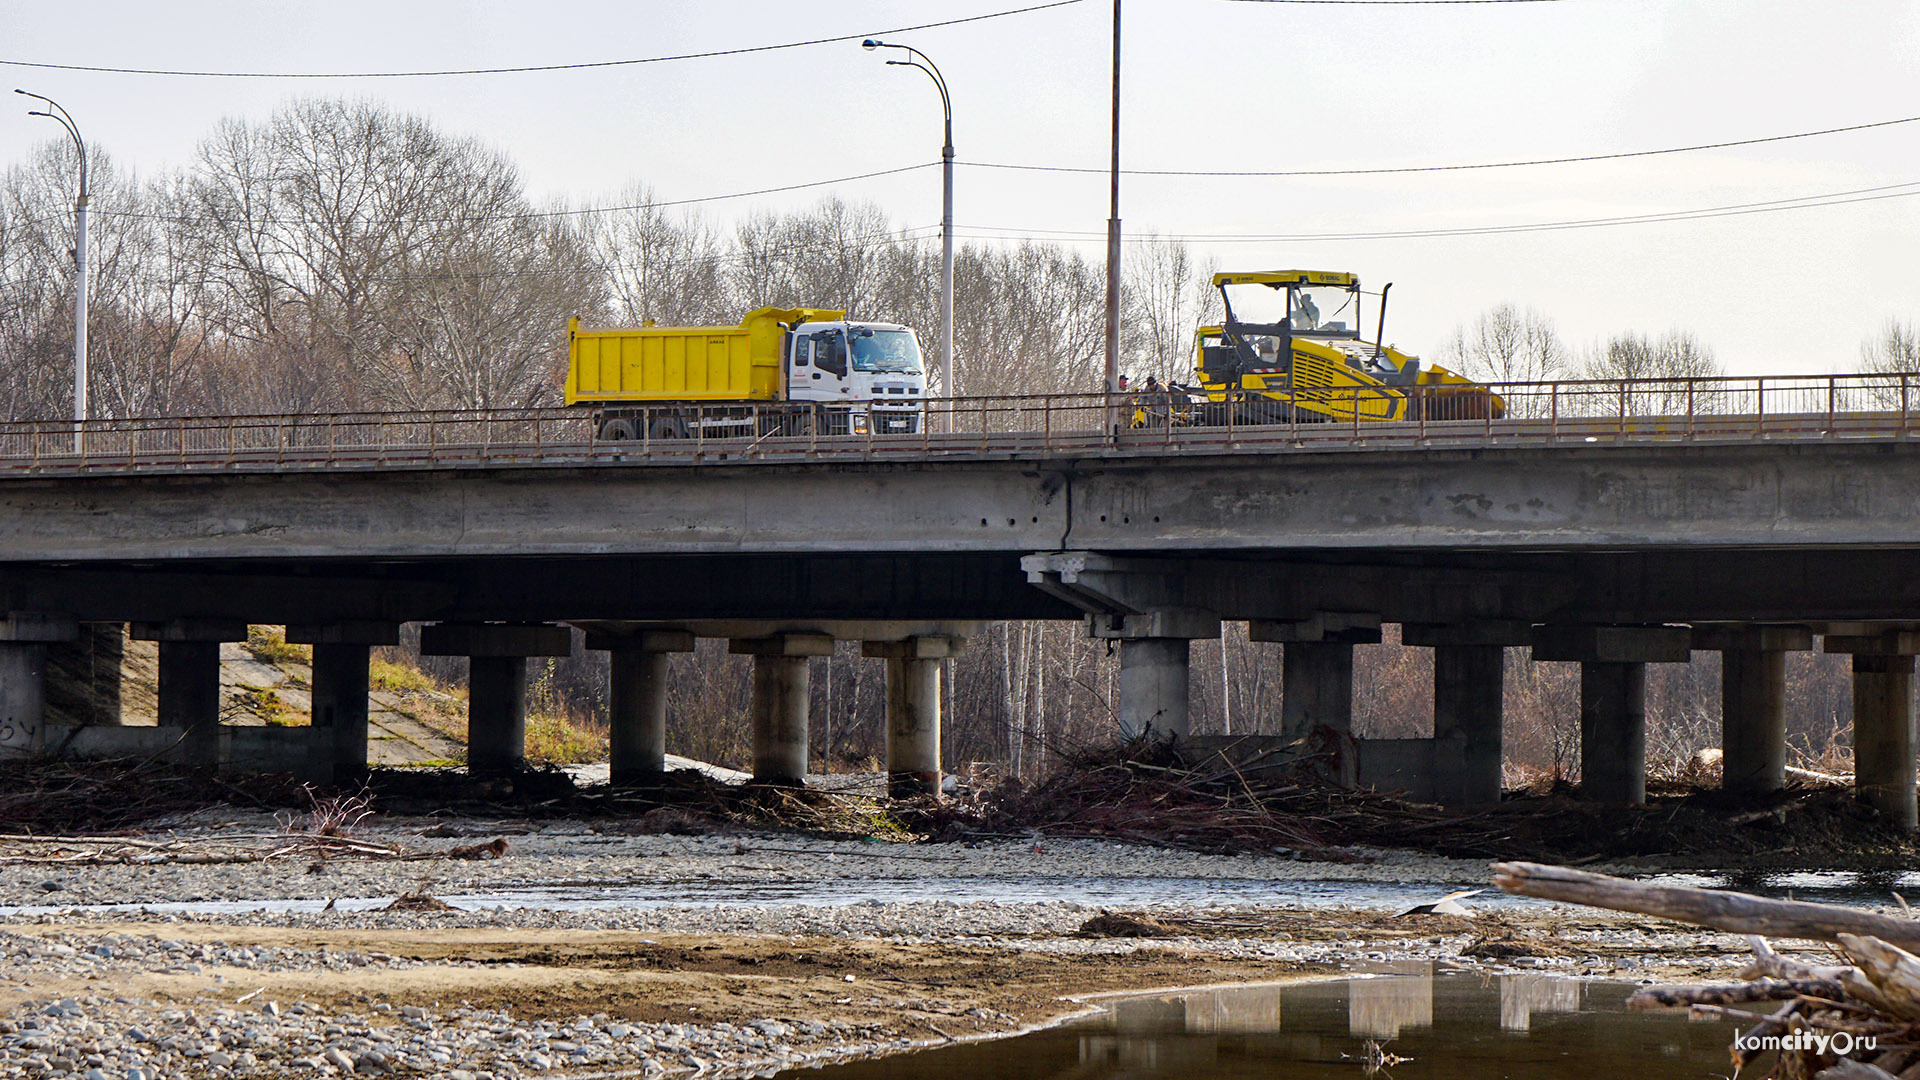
[4,375,1919,820]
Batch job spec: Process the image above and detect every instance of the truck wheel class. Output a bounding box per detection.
[646,417,686,440]
[598,418,637,441]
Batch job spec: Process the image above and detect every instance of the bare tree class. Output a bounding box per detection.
[1123,233,1217,384]
[1580,330,1722,415]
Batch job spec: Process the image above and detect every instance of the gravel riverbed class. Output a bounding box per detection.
[0,813,1847,1079]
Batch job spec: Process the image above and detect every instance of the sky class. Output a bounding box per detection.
[2,0,1917,376]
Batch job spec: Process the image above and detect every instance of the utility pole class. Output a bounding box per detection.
[17,90,88,446]
[1103,1,1123,410]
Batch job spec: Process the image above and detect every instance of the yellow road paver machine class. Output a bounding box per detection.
[1192,270,1503,424]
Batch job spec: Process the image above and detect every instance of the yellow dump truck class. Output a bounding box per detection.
[1192,271,1503,424]
[567,306,928,438]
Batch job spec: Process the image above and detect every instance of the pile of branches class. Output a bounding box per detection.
[0,757,313,834]
[1495,861,1920,1079]
[928,736,1918,863]
[926,735,1363,857]
[577,768,913,841]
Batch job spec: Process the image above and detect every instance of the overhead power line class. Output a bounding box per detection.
[0,1,1086,78]
[965,114,1920,178]
[89,162,939,228]
[944,179,1920,243]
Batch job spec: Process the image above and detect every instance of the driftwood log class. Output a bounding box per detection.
[1491,861,1920,951]
[1490,861,1920,1079]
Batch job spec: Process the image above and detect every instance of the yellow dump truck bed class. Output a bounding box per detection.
[565,306,843,405]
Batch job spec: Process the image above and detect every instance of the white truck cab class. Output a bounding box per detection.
[786,319,928,434]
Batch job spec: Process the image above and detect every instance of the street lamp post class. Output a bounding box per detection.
[17,89,89,444]
[862,39,954,404]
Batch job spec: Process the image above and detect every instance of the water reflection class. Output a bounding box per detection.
[781,973,1736,1080]
[1349,962,1433,1038]
[1500,973,1583,1032]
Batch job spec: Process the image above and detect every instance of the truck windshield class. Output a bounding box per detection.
[850,329,922,373]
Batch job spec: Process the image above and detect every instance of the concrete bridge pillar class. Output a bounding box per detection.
[1253,615,1381,784]
[1535,625,1692,805]
[288,623,399,786]
[1090,610,1220,741]
[1692,626,1812,794]
[1824,630,1920,830]
[732,634,833,784]
[587,629,695,786]
[864,636,964,798]
[0,615,79,758]
[421,623,573,777]
[1404,622,1531,807]
[134,620,247,767]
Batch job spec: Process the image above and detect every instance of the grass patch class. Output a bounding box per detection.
[526,712,607,765]
[246,626,311,665]
[228,685,307,726]
[370,658,443,695]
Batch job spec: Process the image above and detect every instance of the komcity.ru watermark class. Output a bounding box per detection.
[1733,1031,1877,1058]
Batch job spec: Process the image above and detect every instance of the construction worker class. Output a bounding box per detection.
[1144,375,1170,429]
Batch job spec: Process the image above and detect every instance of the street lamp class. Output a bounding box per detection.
[862,38,954,402]
[17,89,88,439]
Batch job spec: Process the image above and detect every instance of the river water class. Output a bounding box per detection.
[777,967,1740,1079]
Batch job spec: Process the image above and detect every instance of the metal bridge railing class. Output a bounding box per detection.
[0,372,1913,476]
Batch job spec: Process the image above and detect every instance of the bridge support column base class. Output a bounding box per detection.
[159,641,224,767]
[1852,655,1916,830]
[1580,661,1647,805]
[308,644,372,785]
[1280,642,1355,738]
[420,623,573,778]
[0,643,49,757]
[1722,649,1788,794]
[609,650,669,784]
[1433,645,1505,807]
[289,624,398,786]
[884,658,942,798]
[467,657,529,777]
[750,655,811,784]
[1118,638,1191,741]
[591,630,696,786]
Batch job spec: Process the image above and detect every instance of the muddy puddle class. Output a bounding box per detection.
[784,966,1739,1079]
[2,867,1913,918]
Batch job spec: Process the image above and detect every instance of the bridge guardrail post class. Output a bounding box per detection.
[1827,374,1837,438]
[178,418,187,466]
[1549,382,1558,444]
[1756,376,1767,438]
[1903,374,1911,437]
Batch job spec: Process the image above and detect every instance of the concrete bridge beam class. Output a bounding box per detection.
[1404,622,1531,807]
[133,620,247,767]
[1824,631,1920,830]
[1535,625,1692,805]
[586,630,695,786]
[287,623,400,786]
[421,623,573,777]
[863,636,964,799]
[1090,610,1220,742]
[1693,626,1813,794]
[732,634,833,784]
[0,614,78,758]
